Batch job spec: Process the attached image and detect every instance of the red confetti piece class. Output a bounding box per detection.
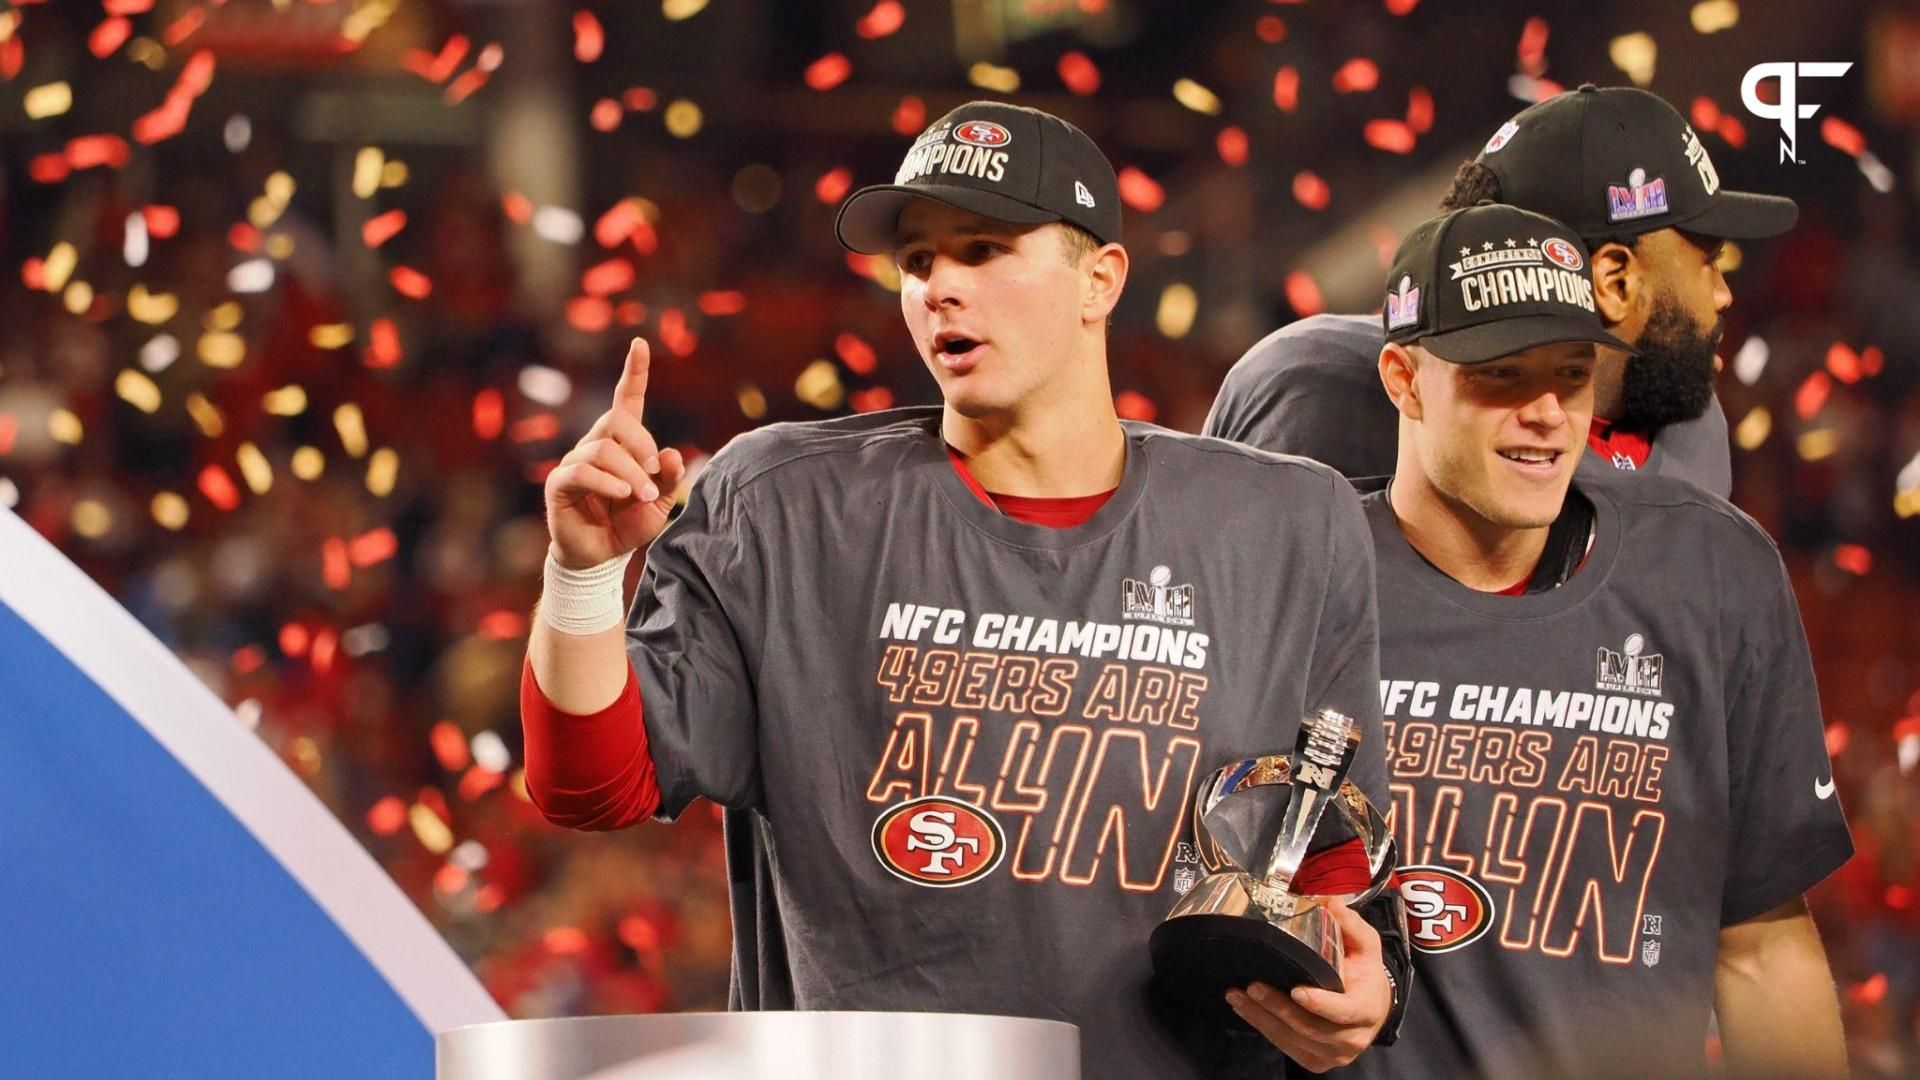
[594,199,644,248]
[29,154,70,184]
[1384,0,1419,14]
[850,387,894,413]
[133,92,192,145]
[19,260,43,292]
[1331,58,1379,94]
[805,52,853,92]
[1517,17,1549,76]
[1363,119,1417,154]
[66,134,131,170]
[629,219,658,257]
[618,914,661,952]
[892,95,926,136]
[105,0,154,13]
[312,629,337,673]
[322,537,351,590]
[478,610,527,640]
[836,332,878,375]
[856,0,906,39]
[545,926,590,955]
[1116,166,1164,213]
[815,167,853,205]
[445,68,490,106]
[1888,885,1914,910]
[617,300,647,326]
[1825,720,1849,757]
[590,98,622,132]
[1690,97,1722,131]
[1079,0,1108,12]
[1848,973,1887,1006]
[1715,115,1745,149]
[1293,171,1330,210]
[623,86,657,111]
[1058,51,1101,96]
[366,318,402,369]
[1794,371,1832,420]
[400,49,438,81]
[582,257,636,297]
[0,414,17,455]
[1406,86,1434,133]
[699,290,746,316]
[389,266,433,299]
[1834,544,1872,576]
[368,796,407,836]
[658,307,698,357]
[565,296,614,333]
[231,645,266,675]
[198,464,241,511]
[1216,126,1249,167]
[425,35,470,84]
[418,787,451,826]
[1861,345,1884,376]
[229,222,261,253]
[1115,390,1157,422]
[361,209,407,248]
[349,527,398,568]
[279,622,311,658]
[180,49,215,96]
[845,252,890,284]
[510,414,561,443]
[458,765,505,801]
[1820,116,1865,158]
[1255,16,1286,43]
[431,720,472,772]
[474,885,504,912]
[433,863,469,895]
[572,10,604,63]
[501,191,533,225]
[163,4,206,46]
[90,16,133,58]
[1284,271,1324,316]
[1272,67,1299,112]
[473,389,504,440]
[1825,343,1862,383]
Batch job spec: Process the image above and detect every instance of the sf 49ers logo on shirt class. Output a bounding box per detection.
[1399,865,1495,953]
[872,796,1006,887]
[953,121,1012,148]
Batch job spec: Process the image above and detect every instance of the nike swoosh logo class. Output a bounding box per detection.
[1815,776,1836,800]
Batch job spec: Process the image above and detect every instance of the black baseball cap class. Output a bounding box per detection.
[1475,84,1798,242]
[1383,203,1638,364]
[835,101,1123,255]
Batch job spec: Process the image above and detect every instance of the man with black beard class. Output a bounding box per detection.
[1206,85,1788,499]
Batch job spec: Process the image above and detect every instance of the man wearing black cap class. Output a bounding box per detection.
[1324,202,1850,1079]
[521,101,1408,1077]
[1207,84,1790,499]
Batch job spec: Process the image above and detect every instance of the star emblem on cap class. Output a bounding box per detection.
[1505,238,1517,247]
[1482,241,1494,251]
[1527,237,1539,246]
[1459,247,1471,257]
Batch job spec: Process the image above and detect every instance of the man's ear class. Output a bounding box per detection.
[1380,342,1422,421]
[1083,243,1128,325]
[1589,240,1641,327]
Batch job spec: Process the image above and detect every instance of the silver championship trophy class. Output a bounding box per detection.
[1149,708,1394,1023]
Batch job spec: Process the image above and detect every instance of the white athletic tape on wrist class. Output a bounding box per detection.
[541,552,633,635]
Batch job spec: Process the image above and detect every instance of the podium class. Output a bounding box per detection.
[437,1012,1081,1079]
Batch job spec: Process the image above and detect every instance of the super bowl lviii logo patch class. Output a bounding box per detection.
[1400,866,1495,953]
[1607,167,1669,223]
[1385,275,1421,330]
[1596,633,1664,697]
[872,796,1006,887]
[1122,565,1195,627]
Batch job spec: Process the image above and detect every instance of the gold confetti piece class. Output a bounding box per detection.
[662,0,709,19]
[366,447,399,497]
[1690,0,1738,33]
[49,408,84,445]
[0,11,17,43]
[410,802,453,853]
[291,736,322,778]
[291,446,325,480]
[737,383,768,420]
[1797,429,1838,461]
[44,242,78,292]
[24,82,73,120]
[151,492,190,530]
[72,499,113,540]
[334,404,368,458]
[263,385,308,416]
[1172,78,1222,116]
[62,281,94,315]
[341,0,397,43]
[309,324,353,349]
[198,331,245,369]
[1733,405,1770,450]
[265,170,296,207]
[664,99,703,138]
[248,195,284,231]
[380,159,409,188]
[1156,283,1198,339]
[185,393,224,437]
[116,369,163,414]
[1896,489,1920,519]
[206,300,242,331]
[128,285,178,325]
[968,62,1020,94]
[1609,33,1656,87]
[129,37,168,71]
[352,147,384,199]
[266,233,295,260]
[794,360,845,411]
[236,442,273,495]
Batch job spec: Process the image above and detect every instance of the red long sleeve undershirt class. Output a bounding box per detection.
[521,449,1371,893]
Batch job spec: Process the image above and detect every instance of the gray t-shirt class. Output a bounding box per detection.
[1343,472,1852,1080]
[1204,314,1734,497]
[627,407,1388,1079]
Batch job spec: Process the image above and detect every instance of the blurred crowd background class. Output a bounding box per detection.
[2,0,1917,1073]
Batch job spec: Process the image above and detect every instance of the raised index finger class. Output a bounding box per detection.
[612,337,651,418]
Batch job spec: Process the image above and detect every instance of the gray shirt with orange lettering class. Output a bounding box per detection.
[1344,472,1851,1080]
[628,407,1387,1079]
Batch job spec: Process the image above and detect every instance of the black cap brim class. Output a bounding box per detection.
[1677,190,1798,239]
[1420,313,1639,365]
[835,184,1062,255]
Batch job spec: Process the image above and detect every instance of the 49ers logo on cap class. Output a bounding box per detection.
[953,120,1012,148]
[872,796,1006,888]
[1399,865,1495,953]
[1541,237,1584,272]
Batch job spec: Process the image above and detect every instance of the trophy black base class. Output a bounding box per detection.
[1150,879,1344,1027]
